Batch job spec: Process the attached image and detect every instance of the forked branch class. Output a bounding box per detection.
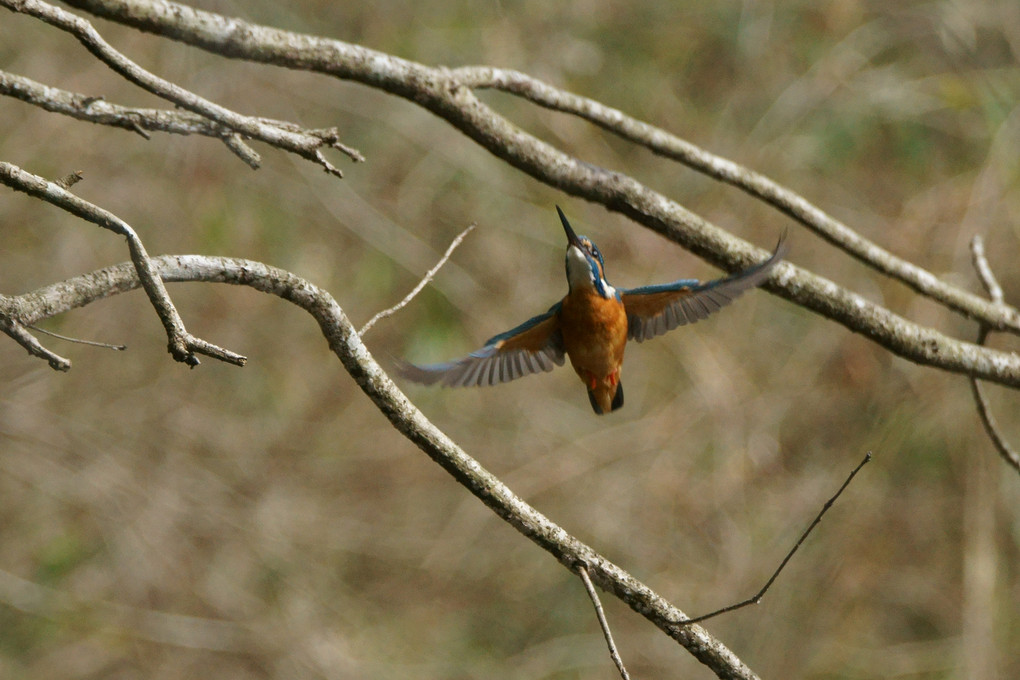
[0,161,245,368]
[1,0,363,176]
[968,237,1020,474]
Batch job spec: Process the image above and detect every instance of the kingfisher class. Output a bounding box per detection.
[398,207,787,414]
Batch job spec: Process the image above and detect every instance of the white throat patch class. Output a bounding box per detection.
[566,245,616,298]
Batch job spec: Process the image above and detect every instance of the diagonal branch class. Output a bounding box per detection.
[680,452,872,625]
[54,0,1020,391]
[578,565,631,680]
[0,161,245,368]
[10,254,762,680]
[452,66,1020,335]
[0,0,363,176]
[359,223,475,337]
[4,69,255,170]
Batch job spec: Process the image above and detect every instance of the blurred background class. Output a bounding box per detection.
[1,0,1019,678]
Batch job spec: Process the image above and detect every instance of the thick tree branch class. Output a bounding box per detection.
[5,0,1015,674]
[50,0,1020,389]
[1,0,363,176]
[453,66,1020,335]
[9,254,760,680]
[0,161,245,367]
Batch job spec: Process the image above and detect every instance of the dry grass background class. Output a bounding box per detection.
[1,1,1019,678]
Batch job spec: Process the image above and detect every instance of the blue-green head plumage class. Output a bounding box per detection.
[556,206,615,299]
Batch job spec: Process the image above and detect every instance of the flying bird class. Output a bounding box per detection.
[398,207,787,414]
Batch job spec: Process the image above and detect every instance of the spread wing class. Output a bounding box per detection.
[621,233,787,342]
[396,303,565,387]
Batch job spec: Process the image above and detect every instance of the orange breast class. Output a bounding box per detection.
[559,290,628,384]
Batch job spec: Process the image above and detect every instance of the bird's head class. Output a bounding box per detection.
[557,206,615,299]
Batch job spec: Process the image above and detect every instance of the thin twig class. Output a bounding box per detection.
[55,169,84,189]
[0,0,362,175]
[0,161,245,368]
[358,223,475,337]
[578,564,631,680]
[679,452,872,626]
[28,324,127,350]
[969,332,1020,473]
[970,236,1004,305]
[968,237,1020,474]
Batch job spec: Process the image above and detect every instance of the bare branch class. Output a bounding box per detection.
[971,236,1005,305]
[221,131,262,170]
[10,254,762,680]
[578,565,631,680]
[680,452,872,626]
[0,0,363,176]
[453,66,1020,335]
[5,1,1018,673]
[55,169,84,189]
[969,237,1020,474]
[969,335,1020,474]
[359,223,475,337]
[0,305,72,370]
[55,0,1020,389]
[0,161,246,368]
[1,69,260,164]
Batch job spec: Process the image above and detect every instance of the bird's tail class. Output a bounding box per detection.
[588,381,624,415]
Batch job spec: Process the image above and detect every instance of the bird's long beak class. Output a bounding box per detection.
[556,205,584,249]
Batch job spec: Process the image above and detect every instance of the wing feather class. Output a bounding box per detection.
[396,303,566,387]
[621,233,787,342]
